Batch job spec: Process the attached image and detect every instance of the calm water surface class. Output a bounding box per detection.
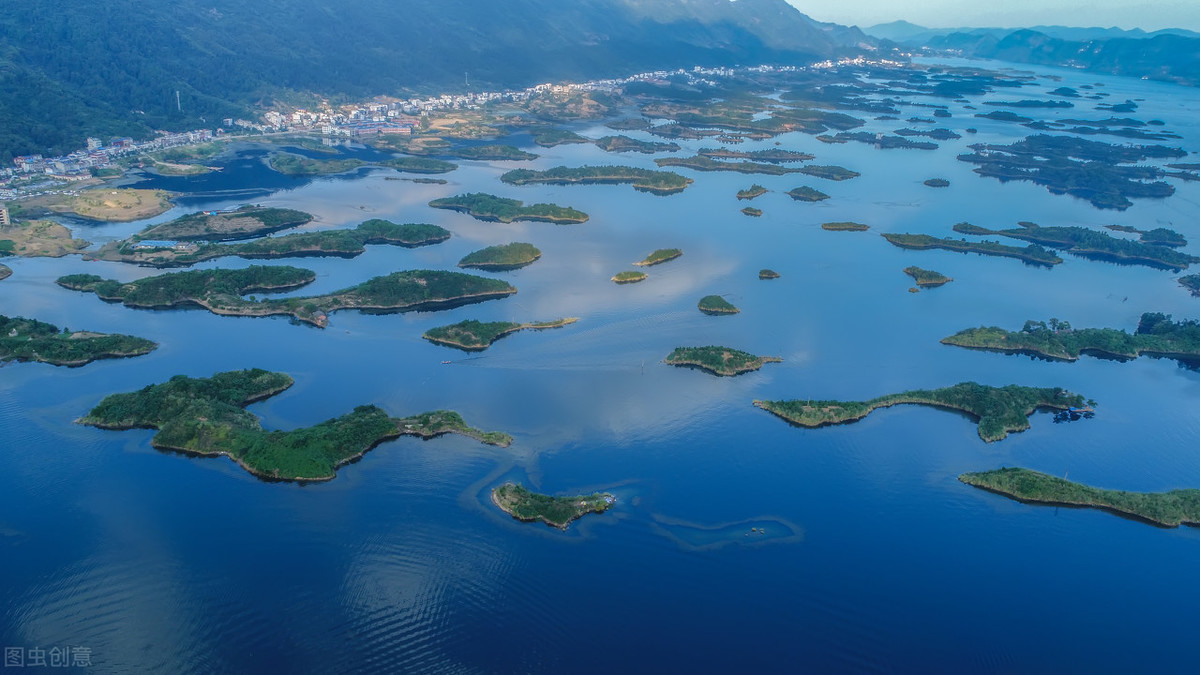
[2,59,1200,673]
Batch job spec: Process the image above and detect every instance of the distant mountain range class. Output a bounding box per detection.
[865,20,1200,44]
[0,0,873,162]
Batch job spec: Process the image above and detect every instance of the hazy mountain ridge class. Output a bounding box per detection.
[866,20,1200,44]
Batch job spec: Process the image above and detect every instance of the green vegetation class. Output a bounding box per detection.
[423,317,577,351]
[698,148,813,163]
[821,222,868,231]
[882,233,1063,266]
[0,220,90,257]
[798,165,859,181]
[612,271,647,284]
[942,313,1200,363]
[458,242,542,270]
[904,266,953,287]
[530,128,588,147]
[500,165,692,195]
[58,266,516,327]
[140,205,313,242]
[656,155,802,175]
[1181,274,1200,296]
[0,264,10,281]
[269,152,365,175]
[759,269,780,280]
[787,187,830,202]
[491,482,614,530]
[594,136,680,154]
[959,467,1200,528]
[741,207,763,217]
[737,185,767,200]
[79,369,509,481]
[924,178,951,187]
[377,157,458,174]
[90,220,450,267]
[443,145,536,161]
[429,193,588,224]
[755,382,1089,442]
[698,295,739,315]
[829,132,938,150]
[634,248,682,267]
[664,346,781,377]
[0,315,157,367]
[952,221,1198,271]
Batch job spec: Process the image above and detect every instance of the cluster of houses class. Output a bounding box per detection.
[3,129,215,187]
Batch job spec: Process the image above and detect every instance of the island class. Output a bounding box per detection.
[664,346,781,377]
[759,269,780,280]
[698,295,739,315]
[269,152,366,176]
[737,185,768,200]
[828,132,938,150]
[87,220,450,268]
[904,266,953,287]
[787,187,830,202]
[440,144,536,161]
[378,157,458,174]
[530,128,589,147]
[491,482,614,530]
[959,467,1200,528]
[31,188,174,222]
[58,266,516,328]
[78,369,511,481]
[1103,225,1187,248]
[924,178,951,187]
[499,166,692,195]
[634,248,682,267]
[798,165,860,181]
[941,313,1200,363]
[138,205,314,242]
[0,264,10,281]
[457,242,542,271]
[821,222,868,232]
[755,382,1090,442]
[881,233,1063,266]
[655,155,802,176]
[1,315,157,367]
[697,148,813,163]
[594,136,680,154]
[952,222,1197,271]
[742,207,763,217]
[0,219,90,257]
[1181,274,1200,296]
[429,193,588,224]
[422,317,577,351]
[611,271,648,284]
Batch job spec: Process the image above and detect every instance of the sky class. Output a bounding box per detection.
[787,0,1200,32]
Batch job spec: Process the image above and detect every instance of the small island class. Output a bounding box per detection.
[881,233,1063,266]
[664,346,780,377]
[0,219,90,257]
[941,313,1200,363]
[457,242,542,271]
[787,187,830,202]
[634,248,682,267]
[698,295,739,315]
[422,317,577,351]
[698,148,813,163]
[959,467,1200,528]
[737,185,768,200]
[798,165,860,181]
[611,271,648,284]
[594,136,680,154]
[491,482,614,530]
[378,157,458,174]
[0,264,10,281]
[741,207,763,217]
[441,144,536,161]
[755,382,1090,442]
[531,128,589,147]
[500,166,692,195]
[429,193,588,224]
[656,155,802,176]
[924,178,951,188]
[951,221,1197,271]
[139,205,314,242]
[904,266,953,287]
[1,315,157,367]
[759,269,780,280]
[269,152,366,176]
[821,222,868,232]
[79,369,510,481]
[1181,274,1200,296]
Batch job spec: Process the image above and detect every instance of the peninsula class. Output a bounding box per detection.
[941,313,1200,363]
[31,188,174,222]
[697,148,813,163]
[634,248,682,267]
[457,242,542,271]
[530,128,588,147]
[429,193,588,224]
[0,219,90,257]
[499,166,692,195]
[881,233,1063,266]
[959,467,1200,528]
[138,205,314,242]
[1,315,157,367]
[904,266,953,287]
[423,317,577,351]
[665,346,781,377]
[58,266,516,327]
[79,369,510,482]
[755,382,1090,442]
[491,483,614,529]
[698,295,739,315]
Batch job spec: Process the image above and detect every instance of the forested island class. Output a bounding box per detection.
[737,185,767,200]
[269,152,366,176]
[882,233,1063,266]
[759,269,780,280]
[828,132,937,150]
[58,266,516,327]
[798,165,860,181]
[139,206,314,242]
[698,295,739,315]
[904,266,953,287]
[530,128,588,147]
[655,156,801,175]
[822,222,868,232]
[942,313,1200,363]
[457,242,542,270]
[79,369,510,481]
[0,315,157,367]
[423,317,577,351]
[0,264,10,281]
[499,166,692,195]
[594,136,680,154]
[1182,274,1200,296]
[491,483,615,529]
[742,207,763,217]
[697,148,813,163]
[664,346,780,376]
[959,467,1200,528]
[611,271,647,284]
[429,193,588,224]
[952,222,1197,270]
[755,382,1089,442]
[634,248,682,267]
[439,144,536,161]
[924,178,951,187]
[1104,225,1188,248]
[788,187,830,202]
[89,220,450,267]
[0,219,90,257]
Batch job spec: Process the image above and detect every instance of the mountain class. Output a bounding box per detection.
[866,21,1200,45]
[0,0,873,162]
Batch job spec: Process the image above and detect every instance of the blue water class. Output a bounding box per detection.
[3,59,1200,673]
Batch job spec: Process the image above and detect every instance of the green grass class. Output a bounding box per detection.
[665,346,780,376]
[269,152,365,175]
[612,271,647,284]
[429,193,588,224]
[942,313,1200,362]
[457,242,542,270]
[140,205,313,242]
[0,315,157,367]
[634,248,682,267]
[698,295,739,314]
[500,165,692,194]
[903,266,953,287]
[787,187,830,202]
[882,233,1063,266]
[756,382,1088,442]
[491,482,614,529]
[959,467,1200,527]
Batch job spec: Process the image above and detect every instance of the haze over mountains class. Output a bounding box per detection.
[0,0,871,161]
[865,20,1200,44]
